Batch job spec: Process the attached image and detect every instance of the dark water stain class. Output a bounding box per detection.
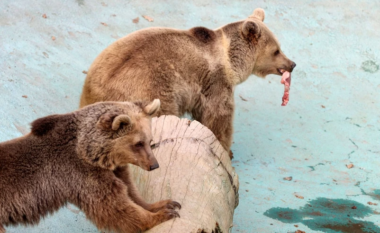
[265,208,302,223]
[309,211,323,216]
[321,222,377,233]
[303,216,380,233]
[361,60,379,73]
[264,198,380,233]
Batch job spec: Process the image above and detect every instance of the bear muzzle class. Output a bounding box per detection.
[148,155,160,171]
[149,163,160,171]
[278,61,296,74]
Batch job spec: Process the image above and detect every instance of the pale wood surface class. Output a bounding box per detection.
[130,115,239,233]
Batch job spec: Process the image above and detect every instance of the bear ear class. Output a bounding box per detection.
[242,21,261,41]
[31,114,60,136]
[143,99,161,116]
[112,115,132,131]
[97,113,133,131]
[249,8,265,22]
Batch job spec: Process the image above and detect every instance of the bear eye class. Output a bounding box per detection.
[135,141,144,148]
[274,50,280,56]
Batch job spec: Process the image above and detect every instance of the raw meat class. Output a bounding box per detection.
[281,71,291,106]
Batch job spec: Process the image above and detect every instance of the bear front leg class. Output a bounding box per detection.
[196,85,234,159]
[81,178,179,233]
[114,166,181,213]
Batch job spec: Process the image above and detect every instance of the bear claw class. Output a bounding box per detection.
[168,210,180,218]
[159,208,180,220]
[167,201,181,210]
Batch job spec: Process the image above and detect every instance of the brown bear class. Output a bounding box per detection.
[0,99,180,233]
[79,8,296,158]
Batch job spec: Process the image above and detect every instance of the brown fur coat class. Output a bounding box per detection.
[0,100,180,233]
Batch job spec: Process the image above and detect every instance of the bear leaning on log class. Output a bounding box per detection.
[0,99,180,233]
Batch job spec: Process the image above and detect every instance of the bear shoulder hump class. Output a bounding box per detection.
[31,114,74,137]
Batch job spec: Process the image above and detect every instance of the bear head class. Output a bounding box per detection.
[75,99,161,171]
[31,100,161,171]
[228,8,296,80]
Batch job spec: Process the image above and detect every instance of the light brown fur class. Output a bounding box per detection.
[79,8,296,158]
[0,100,180,233]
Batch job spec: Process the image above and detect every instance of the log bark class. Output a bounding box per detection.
[129,115,239,233]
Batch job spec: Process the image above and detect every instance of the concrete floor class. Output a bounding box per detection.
[1,0,380,232]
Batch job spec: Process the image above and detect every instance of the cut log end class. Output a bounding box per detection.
[130,115,239,232]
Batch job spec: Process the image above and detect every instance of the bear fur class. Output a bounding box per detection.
[79,8,296,158]
[0,100,180,233]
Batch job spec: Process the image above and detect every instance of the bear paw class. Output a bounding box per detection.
[147,200,181,213]
[155,208,180,223]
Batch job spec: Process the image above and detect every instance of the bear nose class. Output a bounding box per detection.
[149,163,159,171]
[291,62,296,71]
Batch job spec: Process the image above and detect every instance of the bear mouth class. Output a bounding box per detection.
[277,68,287,75]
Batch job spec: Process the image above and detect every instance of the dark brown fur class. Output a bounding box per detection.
[0,100,180,233]
[79,9,296,159]
[190,27,216,43]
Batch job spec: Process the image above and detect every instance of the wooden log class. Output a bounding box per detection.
[129,115,240,233]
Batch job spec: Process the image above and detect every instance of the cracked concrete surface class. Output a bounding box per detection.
[1,0,380,232]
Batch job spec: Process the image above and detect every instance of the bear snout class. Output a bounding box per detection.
[149,163,159,171]
[288,60,297,72]
[289,61,296,72]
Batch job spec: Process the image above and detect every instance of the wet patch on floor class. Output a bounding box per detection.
[361,60,379,73]
[264,198,380,233]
